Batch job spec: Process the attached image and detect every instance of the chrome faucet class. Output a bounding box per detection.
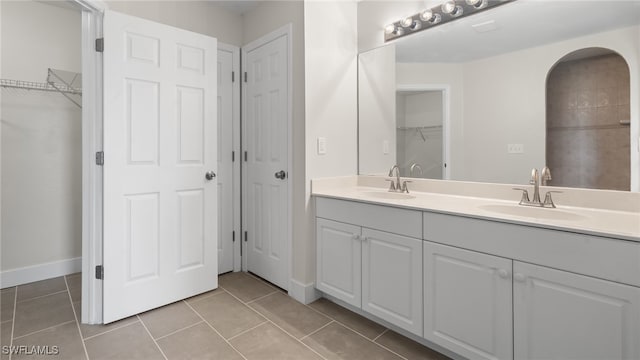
[530,168,541,204]
[513,167,560,208]
[387,165,410,193]
[410,163,423,177]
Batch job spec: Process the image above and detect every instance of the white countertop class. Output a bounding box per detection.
[311,176,640,242]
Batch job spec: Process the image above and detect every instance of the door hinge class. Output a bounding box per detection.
[232,151,235,162]
[96,151,104,166]
[95,38,104,53]
[95,265,104,280]
[244,231,248,242]
[232,231,236,242]
[244,72,247,82]
[244,151,248,162]
[232,71,235,83]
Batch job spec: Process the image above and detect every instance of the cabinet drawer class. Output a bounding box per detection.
[316,197,422,238]
[424,212,640,287]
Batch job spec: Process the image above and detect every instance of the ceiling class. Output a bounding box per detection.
[394,0,640,63]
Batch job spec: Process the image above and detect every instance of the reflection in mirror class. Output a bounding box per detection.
[396,89,446,179]
[357,1,640,191]
[546,48,630,191]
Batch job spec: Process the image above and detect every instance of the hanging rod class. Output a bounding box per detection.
[397,125,443,130]
[0,68,82,108]
[0,79,81,95]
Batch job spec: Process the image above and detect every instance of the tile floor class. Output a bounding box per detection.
[0,272,450,360]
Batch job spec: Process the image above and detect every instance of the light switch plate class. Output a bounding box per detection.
[507,143,524,154]
[383,140,390,155]
[317,137,327,155]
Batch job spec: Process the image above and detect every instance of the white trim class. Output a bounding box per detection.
[289,279,321,304]
[241,24,293,292]
[80,2,105,324]
[1,258,82,288]
[396,84,451,180]
[218,42,242,272]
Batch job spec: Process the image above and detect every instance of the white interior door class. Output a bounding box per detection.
[243,28,290,290]
[103,10,218,323]
[217,44,240,274]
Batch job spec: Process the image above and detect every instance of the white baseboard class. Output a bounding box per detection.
[289,278,321,304]
[0,257,82,288]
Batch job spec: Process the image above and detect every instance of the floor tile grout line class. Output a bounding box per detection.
[81,319,140,342]
[325,319,408,360]
[245,290,280,305]
[11,320,77,341]
[373,328,389,341]
[182,300,249,360]
[186,288,227,305]
[15,289,69,304]
[136,314,169,360]
[8,286,17,360]
[64,276,90,360]
[299,320,335,341]
[244,272,280,292]
[226,320,269,342]
[153,320,204,342]
[222,287,329,360]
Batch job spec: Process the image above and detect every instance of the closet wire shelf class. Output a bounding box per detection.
[1,68,82,108]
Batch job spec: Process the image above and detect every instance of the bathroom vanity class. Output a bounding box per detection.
[313,176,640,360]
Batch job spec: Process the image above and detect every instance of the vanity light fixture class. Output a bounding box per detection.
[384,0,514,42]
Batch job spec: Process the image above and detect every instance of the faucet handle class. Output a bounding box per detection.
[385,179,397,192]
[401,180,412,193]
[542,190,562,208]
[529,168,539,185]
[513,187,530,205]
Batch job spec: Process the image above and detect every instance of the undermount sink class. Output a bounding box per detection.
[479,204,587,221]
[362,191,416,200]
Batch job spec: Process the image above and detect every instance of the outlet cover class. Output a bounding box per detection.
[383,140,390,155]
[317,137,327,155]
[507,143,524,154]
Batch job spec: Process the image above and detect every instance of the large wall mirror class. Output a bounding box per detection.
[357,0,640,192]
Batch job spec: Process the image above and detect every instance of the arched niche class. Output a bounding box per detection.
[545,47,630,191]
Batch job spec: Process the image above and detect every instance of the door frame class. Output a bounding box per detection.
[218,42,242,272]
[240,24,293,290]
[396,84,451,180]
[75,0,106,324]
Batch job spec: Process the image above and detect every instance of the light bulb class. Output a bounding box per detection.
[384,24,396,35]
[420,9,441,24]
[465,0,487,9]
[442,1,463,16]
[401,16,414,28]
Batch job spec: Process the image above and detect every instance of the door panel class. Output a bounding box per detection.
[103,10,218,323]
[362,228,422,336]
[514,261,640,360]
[316,219,362,307]
[423,242,513,360]
[244,33,289,290]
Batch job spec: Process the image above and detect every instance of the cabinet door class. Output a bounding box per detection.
[316,218,362,307]
[362,228,422,336]
[424,242,513,360]
[514,261,640,360]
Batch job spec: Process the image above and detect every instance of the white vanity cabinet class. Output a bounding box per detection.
[424,212,640,360]
[423,242,513,360]
[315,197,423,336]
[316,218,362,308]
[513,261,640,360]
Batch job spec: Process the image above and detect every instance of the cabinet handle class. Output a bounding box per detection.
[514,273,527,283]
[361,236,368,242]
[351,234,360,241]
[497,269,510,279]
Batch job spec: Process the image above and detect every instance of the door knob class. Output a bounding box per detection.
[275,170,287,179]
[205,171,216,180]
